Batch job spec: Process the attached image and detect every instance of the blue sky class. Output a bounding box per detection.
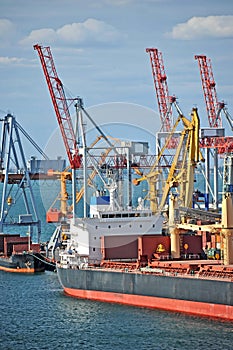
[0,0,233,158]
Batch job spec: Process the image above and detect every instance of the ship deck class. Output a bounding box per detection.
[98,259,233,282]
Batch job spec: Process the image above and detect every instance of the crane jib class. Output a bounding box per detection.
[34,44,81,170]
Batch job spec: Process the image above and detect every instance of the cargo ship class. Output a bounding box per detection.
[53,114,233,320]
[55,148,233,321]
[55,187,233,321]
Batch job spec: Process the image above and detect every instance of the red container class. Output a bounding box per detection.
[46,208,62,223]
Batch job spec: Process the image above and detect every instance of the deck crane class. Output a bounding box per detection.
[133,108,203,214]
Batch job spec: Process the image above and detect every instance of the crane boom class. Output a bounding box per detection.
[195,55,222,128]
[34,44,81,169]
[146,48,175,132]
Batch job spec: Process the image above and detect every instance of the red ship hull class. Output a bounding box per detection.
[64,287,233,321]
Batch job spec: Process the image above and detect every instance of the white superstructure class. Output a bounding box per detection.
[63,194,164,265]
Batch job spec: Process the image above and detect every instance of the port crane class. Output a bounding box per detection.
[146,48,176,133]
[194,55,233,130]
[34,44,124,220]
[195,55,222,128]
[195,54,233,148]
[146,48,182,151]
[34,44,81,170]
[195,54,233,209]
[0,114,41,241]
[34,44,84,221]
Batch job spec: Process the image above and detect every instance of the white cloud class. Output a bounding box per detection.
[0,19,15,45]
[19,28,57,46]
[0,56,24,64]
[19,18,122,46]
[168,15,233,40]
[0,19,14,37]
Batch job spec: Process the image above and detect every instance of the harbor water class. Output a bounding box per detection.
[0,176,233,349]
[0,270,232,350]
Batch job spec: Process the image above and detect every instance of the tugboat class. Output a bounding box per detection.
[0,233,45,273]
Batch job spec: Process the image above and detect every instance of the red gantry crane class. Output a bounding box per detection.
[194,55,222,128]
[34,44,120,220]
[195,54,233,153]
[146,48,183,151]
[195,54,233,210]
[34,44,81,170]
[146,48,176,133]
[34,44,82,222]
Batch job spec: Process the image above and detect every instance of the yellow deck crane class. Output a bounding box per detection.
[133,108,203,259]
[133,108,204,214]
